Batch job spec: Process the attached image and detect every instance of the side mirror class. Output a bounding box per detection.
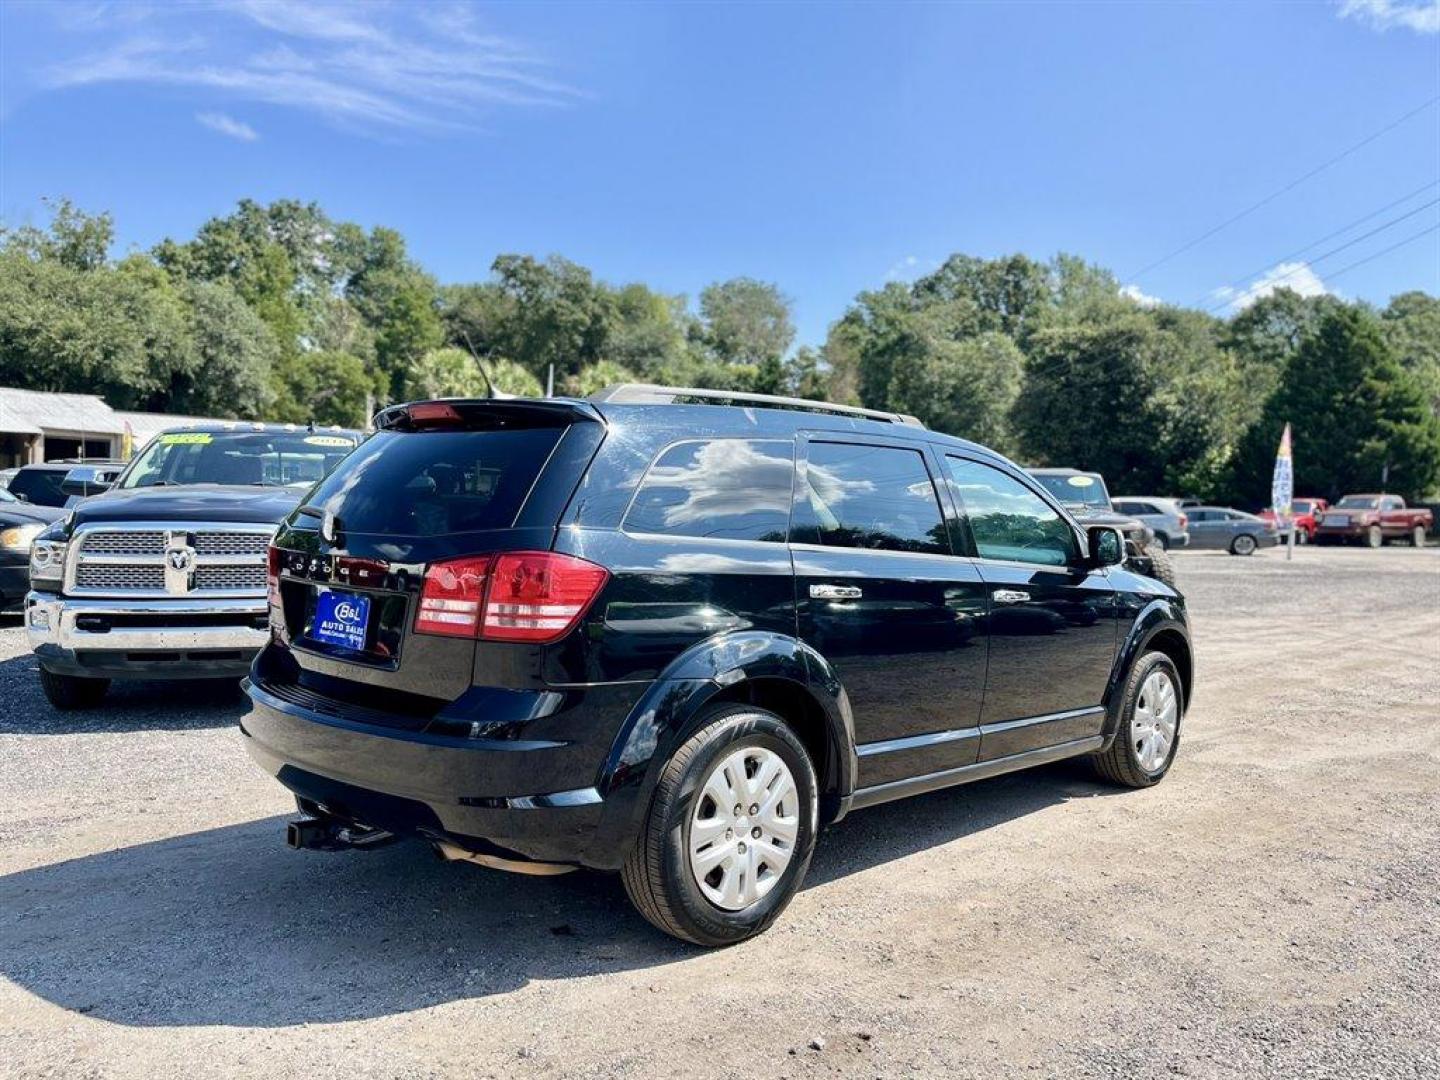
[1087,525,1124,568]
[60,467,114,499]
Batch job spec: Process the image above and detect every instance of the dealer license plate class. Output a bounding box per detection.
[312,590,371,651]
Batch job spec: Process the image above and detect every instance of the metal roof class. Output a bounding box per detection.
[0,387,125,436]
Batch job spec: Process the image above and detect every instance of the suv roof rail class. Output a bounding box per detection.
[588,384,926,428]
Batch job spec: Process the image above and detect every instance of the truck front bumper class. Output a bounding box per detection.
[25,592,269,679]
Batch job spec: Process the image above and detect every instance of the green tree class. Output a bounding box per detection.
[887,329,1025,451]
[1013,317,1170,490]
[698,277,794,367]
[270,350,376,428]
[1381,291,1440,418]
[1232,306,1440,503]
[488,254,615,380]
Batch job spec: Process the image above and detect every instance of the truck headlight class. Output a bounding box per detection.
[2,523,45,551]
[29,537,67,584]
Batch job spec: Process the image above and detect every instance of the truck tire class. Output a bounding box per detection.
[1090,652,1183,788]
[622,703,818,946]
[1366,525,1383,549]
[1294,528,1308,545]
[39,668,110,709]
[1413,525,1427,548]
[1145,546,1178,588]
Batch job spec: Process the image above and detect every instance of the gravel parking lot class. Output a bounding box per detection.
[1,545,1437,1080]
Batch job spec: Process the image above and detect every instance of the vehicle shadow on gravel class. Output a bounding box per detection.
[0,653,246,734]
[0,761,1114,1028]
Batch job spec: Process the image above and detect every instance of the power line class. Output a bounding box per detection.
[1205,196,1440,313]
[1196,178,1439,307]
[1309,222,1440,289]
[1127,95,1440,282]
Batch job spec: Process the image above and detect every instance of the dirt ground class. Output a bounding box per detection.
[1,545,1436,1079]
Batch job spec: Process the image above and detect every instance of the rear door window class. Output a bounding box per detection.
[794,441,949,554]
[306,428,563,537]
[624,439,793,542]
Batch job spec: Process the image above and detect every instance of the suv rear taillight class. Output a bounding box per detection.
[1178,513,1188,529]
[414,551,608,643]
[415,556,491,638]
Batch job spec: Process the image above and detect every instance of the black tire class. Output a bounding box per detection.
[1146,545,1178,588]
[1411,525,1426,548]
[1154,533,1170,551]
[1366,525,1383,549]
[621,703,819,946]
[1090,652,1183,789]
[1229,533,1258,556]
[1294,528,1308,545]
[39,668,109,709]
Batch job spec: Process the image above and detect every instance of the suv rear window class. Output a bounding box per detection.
[624,439,793,543]
[794,441,948,554]
[306,428,562,537]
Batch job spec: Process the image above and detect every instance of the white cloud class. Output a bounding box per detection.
[196,110,258,141]
[1119,283,1162,308]
[1212,261,1331,312]
[1338,0,1440,34]
[885,255,920,281]
[34,1,580,138]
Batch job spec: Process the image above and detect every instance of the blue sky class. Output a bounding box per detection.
[2,1,1437,348]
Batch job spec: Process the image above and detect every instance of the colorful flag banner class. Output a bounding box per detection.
[1271,422,1293,524]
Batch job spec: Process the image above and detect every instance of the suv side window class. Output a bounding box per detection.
[794,441,948,554]
[624,439,793,542]
[946,457,1077,566]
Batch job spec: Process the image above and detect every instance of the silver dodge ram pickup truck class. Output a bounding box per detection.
[26,423,359,708]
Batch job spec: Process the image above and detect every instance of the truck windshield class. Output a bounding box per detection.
[1032,472,1110,509]
[117,431,359,490]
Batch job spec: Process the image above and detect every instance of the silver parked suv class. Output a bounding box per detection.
[1113,497,1190,550]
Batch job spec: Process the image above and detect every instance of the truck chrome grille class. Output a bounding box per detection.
[194,565,268,590]
[194,533,271,557]
[68,525,275,598]
[75,564,167,591]
[78,531,167,556]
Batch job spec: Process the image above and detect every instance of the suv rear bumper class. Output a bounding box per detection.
[26,593,268,679]
[241,677,621,869]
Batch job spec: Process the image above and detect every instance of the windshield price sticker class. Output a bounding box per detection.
[1067,475,1095,487]
[305,435,354,448]
[158,432,213,445]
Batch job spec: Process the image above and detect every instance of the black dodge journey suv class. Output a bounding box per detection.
[243,385,1192,945]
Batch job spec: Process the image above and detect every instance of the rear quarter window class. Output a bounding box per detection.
[623,439,793,542]
[306,428,563,537]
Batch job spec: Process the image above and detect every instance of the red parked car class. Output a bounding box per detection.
[1314,494,1433,548]
[1258,497,1328,543]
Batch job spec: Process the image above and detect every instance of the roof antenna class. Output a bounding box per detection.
[460,332,516,400]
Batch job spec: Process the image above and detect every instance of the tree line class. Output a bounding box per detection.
[2,198,1437,504]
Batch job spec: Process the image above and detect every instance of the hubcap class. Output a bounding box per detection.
[688,746,799,911]
[1131,670,1178,772]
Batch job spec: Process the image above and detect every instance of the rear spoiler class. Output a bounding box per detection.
[372,397,604,432]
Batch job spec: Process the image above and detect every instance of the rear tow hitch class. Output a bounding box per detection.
[286,816,396,852]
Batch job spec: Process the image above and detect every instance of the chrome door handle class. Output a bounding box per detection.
[993,589,1031,604]
[810,584,862,600]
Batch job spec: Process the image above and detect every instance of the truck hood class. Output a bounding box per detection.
[68,484,304,527]
[0,501,65,526]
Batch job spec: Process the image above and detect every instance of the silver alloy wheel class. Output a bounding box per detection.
[1131,670,1179,772]
[1233,534,1257,555]
[688,745,799,911]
